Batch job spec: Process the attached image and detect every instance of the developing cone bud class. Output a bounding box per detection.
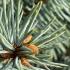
[25,44,39,55]
[22,35,32,44]
[21,57,31,67]
[22,35,39,55]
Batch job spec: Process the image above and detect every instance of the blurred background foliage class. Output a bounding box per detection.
[22,0,70,70]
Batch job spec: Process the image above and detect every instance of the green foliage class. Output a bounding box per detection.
[22,0,70,59]
[0,0,70,70]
